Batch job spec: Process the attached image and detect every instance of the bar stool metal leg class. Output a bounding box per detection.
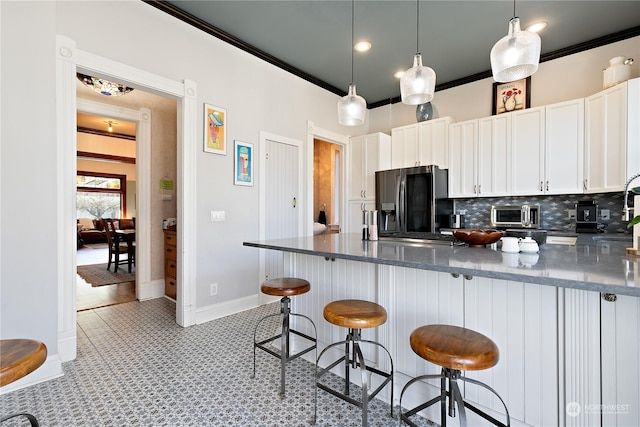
[0,413,39,427]
[399,367,510,427]
[314,328,394,427]
[251,296,317,398]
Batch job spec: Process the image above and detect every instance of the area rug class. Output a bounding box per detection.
[77,263,135,287]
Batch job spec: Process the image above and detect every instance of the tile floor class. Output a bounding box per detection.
[2,299,432,426]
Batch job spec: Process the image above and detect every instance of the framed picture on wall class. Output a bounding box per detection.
[204,103,227,154]
[492,77,531,115]
[234,140,253,186]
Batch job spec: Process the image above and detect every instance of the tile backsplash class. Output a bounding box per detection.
[454,192,633,234]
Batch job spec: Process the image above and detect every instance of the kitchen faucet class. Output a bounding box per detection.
[622,172,640,221]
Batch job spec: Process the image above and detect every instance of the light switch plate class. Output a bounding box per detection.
[211,211,225,222]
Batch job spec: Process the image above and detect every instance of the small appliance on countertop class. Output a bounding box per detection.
[490,204,540,229]
[575,200,598,233]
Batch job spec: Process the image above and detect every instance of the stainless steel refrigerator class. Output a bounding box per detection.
[375,165,453,239]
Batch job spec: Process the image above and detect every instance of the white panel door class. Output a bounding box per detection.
[265,138,300,280]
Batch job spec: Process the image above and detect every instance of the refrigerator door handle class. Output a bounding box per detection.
[398,174,404,231]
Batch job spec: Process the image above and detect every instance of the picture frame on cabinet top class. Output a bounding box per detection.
[492,77,531,115]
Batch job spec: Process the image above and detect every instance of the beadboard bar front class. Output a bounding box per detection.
[245,234,640,426]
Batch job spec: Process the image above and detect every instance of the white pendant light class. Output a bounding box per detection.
[338,0,366,126]
[490,0,541,83]
[400,0,436,105]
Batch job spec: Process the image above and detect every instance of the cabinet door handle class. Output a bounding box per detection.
[546,181,549,191]
[539,181,544,191]
[602,293,617,302]
[363,190,366,198]
[473,184,477,194]
[583,179,588,190]
[478,185,482,194]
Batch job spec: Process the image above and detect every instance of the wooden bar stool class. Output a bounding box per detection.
[399,324,510,427]
[0,339,47,427]
[250,278,317,398]
[313,299,394,427]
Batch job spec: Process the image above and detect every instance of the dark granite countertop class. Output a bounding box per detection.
[243,233,640,297]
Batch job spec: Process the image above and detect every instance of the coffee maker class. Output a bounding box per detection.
[575,200,598,233]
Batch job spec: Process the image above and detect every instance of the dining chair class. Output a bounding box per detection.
[104,218,130,273]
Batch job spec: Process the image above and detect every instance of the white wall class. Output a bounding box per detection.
[368,37,640,132]
[1,2,59,353]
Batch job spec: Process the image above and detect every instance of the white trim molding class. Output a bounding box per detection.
[55,34,198,376]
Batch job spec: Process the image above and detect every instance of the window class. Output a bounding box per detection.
[76,171,126,219]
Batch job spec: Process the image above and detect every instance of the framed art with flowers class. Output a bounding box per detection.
[492,77,531,115]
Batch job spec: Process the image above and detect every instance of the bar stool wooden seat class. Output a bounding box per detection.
[251,278,317,398]
[314,299,394,427]
[400,324,510,427]
[1,339,47,427]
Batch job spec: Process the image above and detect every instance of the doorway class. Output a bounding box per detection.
[313,138,342,234]
[56,35,198,362]
[75,112,139,311]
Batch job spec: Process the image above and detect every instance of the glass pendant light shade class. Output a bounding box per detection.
[490,17,541,83]
[338,83,366,126]
[400,53,436,105]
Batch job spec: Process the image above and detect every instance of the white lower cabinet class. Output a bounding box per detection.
[285,253,639,426]
[600,293,640,426]
[560,289,640,427]
[384,268,557,426]
[464,277,558,426]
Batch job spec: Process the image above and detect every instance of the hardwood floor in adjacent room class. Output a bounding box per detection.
[76,243,136,311]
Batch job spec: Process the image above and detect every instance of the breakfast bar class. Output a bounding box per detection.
[244,233,640,426]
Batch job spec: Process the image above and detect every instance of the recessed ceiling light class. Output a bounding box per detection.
[354,41,372,52]
[394,70,405,79]
[526,21,548,33]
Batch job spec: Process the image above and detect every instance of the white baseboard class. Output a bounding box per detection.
[138,278,165,301]
[58,329,77,362]
[195,294,260,325]
[0,354,63,395]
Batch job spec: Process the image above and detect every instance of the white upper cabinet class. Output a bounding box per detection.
[511,100,585,196]
[449,116,511,198]
[511,106,546,196]
[448,119,479,198]
[347,132,391,201]
[391,123,418,169]
[418,117,452,169]
[478,114,511,197]
[585,78,640,193]
[391,117,453,169]
[545,98,584,195]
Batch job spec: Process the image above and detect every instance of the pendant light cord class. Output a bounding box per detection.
[350,0,355,85]
[415,0,420,53]
[513,0,516,18]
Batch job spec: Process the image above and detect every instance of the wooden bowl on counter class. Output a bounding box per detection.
[453,229,505,248]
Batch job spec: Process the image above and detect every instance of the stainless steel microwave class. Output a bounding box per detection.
[490,204,540,229]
